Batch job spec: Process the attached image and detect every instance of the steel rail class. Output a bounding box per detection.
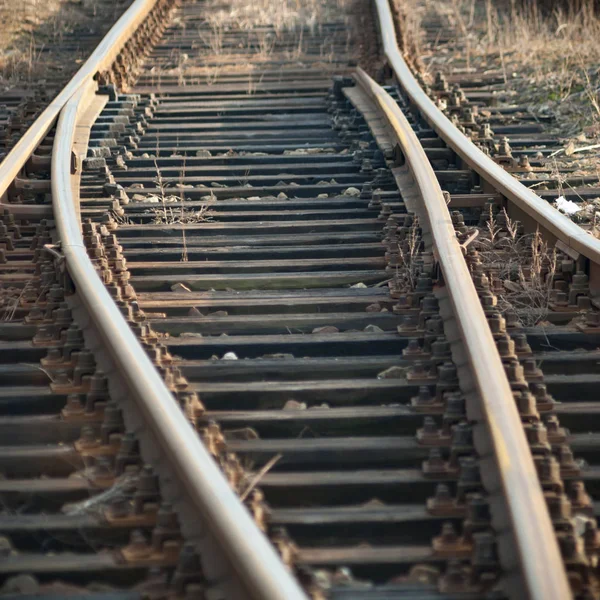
[374,0,600,290]
[0,0,159,216]
[51,80,308,600]
[354,66,572,600]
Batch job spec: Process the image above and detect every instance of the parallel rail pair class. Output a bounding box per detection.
[3,0,599,598]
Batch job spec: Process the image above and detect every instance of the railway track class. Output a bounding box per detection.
[1,0,600,598]
[0,0,133,161]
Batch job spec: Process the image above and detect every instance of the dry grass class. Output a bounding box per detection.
[150,204,213,225]
[1,285,28,321]
[476,208,558,326]
[420,0,600,138]
[197,0,354,34]
[147,160,214,225]
[483,1,599,133]
[0,0,125,89]
[151,0,361,88]
[393,216,423,291]
[0,0,127,159]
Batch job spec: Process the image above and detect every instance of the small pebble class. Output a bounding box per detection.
[351,282,367,288]
[0,574,39,594]
[312,325,339,334]
[223,352,238,360]
[364,324,384,333]
[365,303,382,312]
[377,366,407,379]
[227,428,259,440]
[503,279,521,292]
[283,400,307,410]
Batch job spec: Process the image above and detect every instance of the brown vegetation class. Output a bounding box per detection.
[476,208,557,326]
[0,0,128,89]
[418,0,600,139]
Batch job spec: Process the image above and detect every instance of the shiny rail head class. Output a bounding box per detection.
[351,57,572,600]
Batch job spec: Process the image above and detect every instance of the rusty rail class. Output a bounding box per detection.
[354,64,572,600]
[375,0,600,295]
[52,77,308,600]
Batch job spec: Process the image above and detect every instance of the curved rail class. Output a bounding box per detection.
[354,66,571,600]
[51,79,308,600]
[374,0,600,290]
[0,0,159,216]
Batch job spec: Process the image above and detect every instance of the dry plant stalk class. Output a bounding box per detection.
[148,159,214,225]
[151,204,213,225]
[1,285,30,321]
[477,208,557,326]
[394,216,422,291]
[239,453,282,501]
